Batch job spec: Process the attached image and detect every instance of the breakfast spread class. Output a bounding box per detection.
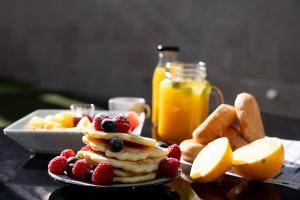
[2,43,292,194]
[48,113,181,185]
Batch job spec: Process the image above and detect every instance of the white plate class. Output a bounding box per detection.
[4,109,145,153]
[48,170,180,188]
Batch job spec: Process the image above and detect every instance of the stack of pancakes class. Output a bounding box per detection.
[77,127,169,183]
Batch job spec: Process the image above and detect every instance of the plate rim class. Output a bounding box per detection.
[48,170,180,188]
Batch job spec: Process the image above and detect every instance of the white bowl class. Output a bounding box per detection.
[4,109,145,153]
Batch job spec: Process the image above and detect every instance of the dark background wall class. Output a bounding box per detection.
[0,0,300,118]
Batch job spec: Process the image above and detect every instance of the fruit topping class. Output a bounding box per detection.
[48,156,68,175]
[76,116,92,130]
[67,156,80,165]
[93,113,111,131]
[81,145,92,151]
[92,162,113,185]
[101,119,115,132]
[167,144,181,160]
[126,111,140,131]
[114,114,130,133]
[66,163,74,177]
[159,158,180,178]
[157,141,170,148]
[85,169,94,182]
[109,137,124,152]
[72,159,89,181]
[60,149,76,159]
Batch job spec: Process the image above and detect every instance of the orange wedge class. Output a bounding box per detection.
[190,137,233,182]
[232,137,284,181]
[76,116,92,130]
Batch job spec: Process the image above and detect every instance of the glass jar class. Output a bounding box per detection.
[157,62,223,144]
[151,45,179,127]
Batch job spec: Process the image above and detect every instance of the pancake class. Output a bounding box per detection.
[82,136,168,161]
[83,127,157,147]
[82,136,107,152]
[113,172,157,183]
[113,169,140,177]
[78,150,161,174]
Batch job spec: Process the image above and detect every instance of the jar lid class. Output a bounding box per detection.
[157,45,180,52]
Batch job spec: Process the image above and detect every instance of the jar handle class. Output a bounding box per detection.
[211,85,224,105]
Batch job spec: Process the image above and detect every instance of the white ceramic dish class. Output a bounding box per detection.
[4,109,145,153]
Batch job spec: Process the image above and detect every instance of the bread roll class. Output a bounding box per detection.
[179,139,205,163]
[234,93,265,142]
[193,104,237,144]
[220,125,247,150]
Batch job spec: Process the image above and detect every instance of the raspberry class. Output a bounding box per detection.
[114,114,130,133]
[159,158,180,178]
[81,145,92,151]
[93,113,111,131]
[92,162,113,185]
[167,144,181,160]
[72,159,89,180]
[60,149,76,159]
[48,156,67,175]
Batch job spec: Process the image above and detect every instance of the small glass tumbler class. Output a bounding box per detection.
[70,104,95,126]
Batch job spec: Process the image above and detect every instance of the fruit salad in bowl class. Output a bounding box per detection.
[4,109,145,153]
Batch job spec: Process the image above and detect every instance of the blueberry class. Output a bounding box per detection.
[66,163,74,177]
[157,141,170,148]
[109,137,124,152]
[85,169,93,182]
[101,119,115,132]
[67,156,79,165]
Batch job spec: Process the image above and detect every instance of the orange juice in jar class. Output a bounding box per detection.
[152,45,179,127]
[157,62,223,143]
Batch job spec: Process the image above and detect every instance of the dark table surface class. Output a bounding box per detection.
[1,113,300,200]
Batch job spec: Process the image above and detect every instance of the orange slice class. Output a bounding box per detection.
[190,137,233,182]
[232,137,284,181]
[76,116,92,130]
